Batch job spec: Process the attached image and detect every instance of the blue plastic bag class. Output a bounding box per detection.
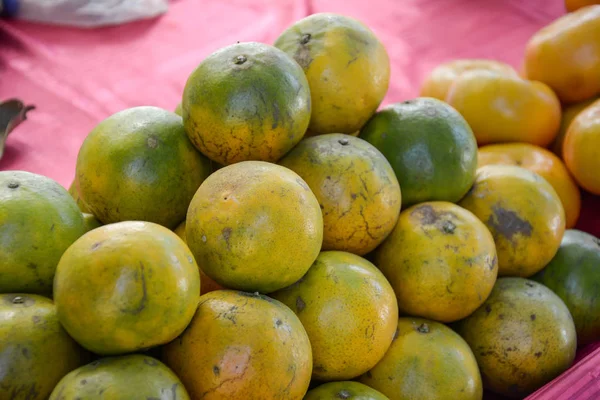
[1,0,169,28]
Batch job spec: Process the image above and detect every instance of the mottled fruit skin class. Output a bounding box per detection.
[305,381,389,400]
[478,143,581,229]
[186,161,323,293]
[271,251,398,381]
[49,354,190,400]
[274,13,390,135]
[174,220,224,294]
[459,165,566,277]
[563,99,600,195]
[0,171,86,294]
[359,317,483,400]
[420,59,518,101]
[53,221,201,355]
[0,294,89,400]
[76,106,212,229]
[524,5,600,104]
[456,278,577,398]
[182,41,311,165]
[374,202,498,323]
[359,98,477,207]
[532,229,600,346]
[446,70,561,147]
[162,290,312,400]
[279,134,401,255]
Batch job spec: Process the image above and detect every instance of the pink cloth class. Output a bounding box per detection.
[1,1,599,399]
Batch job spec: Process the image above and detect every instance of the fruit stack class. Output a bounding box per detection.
[1,5,599,400]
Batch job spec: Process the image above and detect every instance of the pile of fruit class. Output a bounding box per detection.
[1,4,600,400]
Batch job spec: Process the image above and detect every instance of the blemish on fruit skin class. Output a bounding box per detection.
[487,205,533,243]
[147,136,158,149]
[296,296,306,312]
[336,390,351,399]
[143,358,158,366]
[222,228,232,249]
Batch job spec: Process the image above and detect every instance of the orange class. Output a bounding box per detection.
[0,171,86,295]
[162,290,312,400]
[373,201,498,323]
[566,0,600,11]
[182,42,311,165]
[420,59,518,101]
[459,165,566,278]
[0,294,89,400]
[274,13,390,135]
[278,134,401,255]
[270,251,398,381]
[53,221,201,355]
[304,382,389,400]
[563,99,600,194]
[186,161,323,293]
[524,5,600,104]
[456,277,577,398]
[478,143,581,228]
[173,220,224,294]
[359,317,483,400]
[551,97,598,156]
[76,106,212,229]
[446,70,561,147]
[50,355,190,399]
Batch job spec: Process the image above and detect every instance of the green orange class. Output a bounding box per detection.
[49,354,190,399]
[182,41,311,165]
[76,106,212,229]
[0,171,86,294]
[0,293,89,400]
[456,277,577,398]
[359,97,477,207]
[304,382,389,400]
[532,229,600,346]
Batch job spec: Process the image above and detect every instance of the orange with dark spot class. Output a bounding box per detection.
[459,165,565,277]
[373,201,498,323]
[478,143,581,229]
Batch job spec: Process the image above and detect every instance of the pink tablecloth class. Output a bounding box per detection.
[1,1,599,399]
